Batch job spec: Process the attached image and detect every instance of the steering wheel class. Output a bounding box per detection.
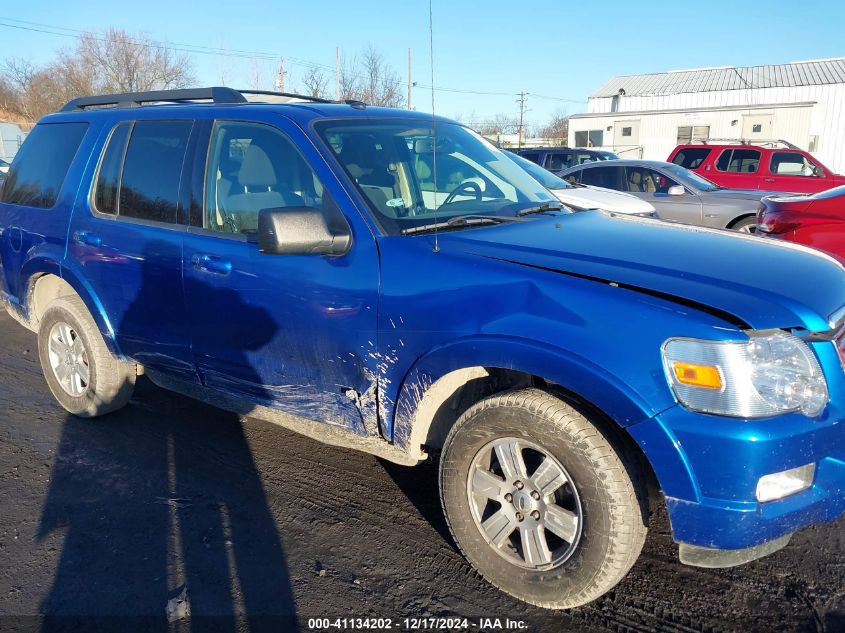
[441,180,483,206]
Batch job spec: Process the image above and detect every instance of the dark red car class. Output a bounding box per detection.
[757,185,845,261]
[669,143,845,193]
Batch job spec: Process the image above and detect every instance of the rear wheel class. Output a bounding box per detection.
[37,295,136,417]
[730,216,757,233]
[439,389,647,609]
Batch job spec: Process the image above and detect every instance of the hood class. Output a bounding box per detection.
[443,211,845,332]
[551,185,655,215]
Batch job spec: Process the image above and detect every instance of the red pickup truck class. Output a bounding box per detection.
[668,143,845,193]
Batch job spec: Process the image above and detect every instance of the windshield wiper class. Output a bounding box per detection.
[401,214,517,236]
[516,202,564,216]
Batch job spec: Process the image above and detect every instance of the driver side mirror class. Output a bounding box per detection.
[667,185,685,196]
[258,206,351,256]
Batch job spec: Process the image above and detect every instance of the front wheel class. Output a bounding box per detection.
[439,389,647,609]
[37,295,136,417]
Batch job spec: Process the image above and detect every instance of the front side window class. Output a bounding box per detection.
[546,152,574,171]
[769,152,824,178]
[118,120,192,223]
[625,167,679,194]
[203,121,325,235]
[317,120,555,236]
[715,149,761,173]
[672,148,711,170]
[579,166,624,190]
[1,122,88,209]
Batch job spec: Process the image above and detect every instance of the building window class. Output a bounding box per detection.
[677,125,710,144]
[621,127,632,137]
[752,124,763,133]
[574,130,604,147]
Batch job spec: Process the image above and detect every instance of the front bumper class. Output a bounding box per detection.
[629,387,845,553]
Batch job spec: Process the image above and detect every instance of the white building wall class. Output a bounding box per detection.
[584,84,845,171]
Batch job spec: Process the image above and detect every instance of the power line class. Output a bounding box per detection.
[0,17,587,105]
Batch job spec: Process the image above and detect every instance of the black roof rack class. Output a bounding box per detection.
[237,89,335,105]
[60,86,358,112]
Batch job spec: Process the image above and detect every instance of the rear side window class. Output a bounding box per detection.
[118,120,192,224]
[519,152,540,164]
[715,149,760,173]
[1,122,88,208]
[672,148,711,169]
[579,166,624,190]
[93,122,132,215]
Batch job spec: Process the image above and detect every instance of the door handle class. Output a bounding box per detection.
[191,253,232,275]
[72,231,102,247]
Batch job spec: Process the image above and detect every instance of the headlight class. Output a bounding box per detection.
[662,331,828,418]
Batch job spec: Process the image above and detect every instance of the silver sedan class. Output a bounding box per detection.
[558,159,777,232]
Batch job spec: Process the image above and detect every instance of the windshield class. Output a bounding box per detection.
[503,150,572,190]
[598,152,619,160]
[316,120,557,236]
[661,162,720,191]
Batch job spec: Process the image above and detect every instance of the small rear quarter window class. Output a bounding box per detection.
[1,122,88,209]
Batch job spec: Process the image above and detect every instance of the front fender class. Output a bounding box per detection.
[390,335,661,454]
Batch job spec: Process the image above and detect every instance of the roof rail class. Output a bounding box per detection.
[237,89,336,104]
[61,87,248,112]
[60,86,354,112]
[695,138,801,150]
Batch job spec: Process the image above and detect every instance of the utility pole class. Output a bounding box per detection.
[516,91,529,148]
[275,57,286,92]
[407,48,413,110]
[335,47,341,101]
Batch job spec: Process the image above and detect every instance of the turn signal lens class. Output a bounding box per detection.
[671,362,723,390]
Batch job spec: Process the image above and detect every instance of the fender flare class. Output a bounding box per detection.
[16,261,123,358]
[390,335,659,458]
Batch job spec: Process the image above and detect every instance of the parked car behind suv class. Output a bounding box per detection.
[515,146,618,173]
[2,88,845,610]
[503,150,656,215]
[669,143,845,194]
[757,185,845,261]
[559,159,775,232]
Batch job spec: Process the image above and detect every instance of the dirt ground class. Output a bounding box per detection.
[0,310,843,633]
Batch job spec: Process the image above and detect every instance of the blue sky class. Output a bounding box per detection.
[2,0,844,127]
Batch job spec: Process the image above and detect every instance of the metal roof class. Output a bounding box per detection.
[591,59,845,98]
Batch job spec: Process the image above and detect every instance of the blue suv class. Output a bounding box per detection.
[1,87,843,609]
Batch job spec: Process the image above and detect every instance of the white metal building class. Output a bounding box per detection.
[0,122,26,162]
[568,58,845,172]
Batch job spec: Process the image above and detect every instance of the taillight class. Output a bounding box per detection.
[757,203,800,234]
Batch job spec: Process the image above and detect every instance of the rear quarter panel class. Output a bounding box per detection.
[0,120,100,320]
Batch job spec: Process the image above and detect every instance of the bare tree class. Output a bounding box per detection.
[300,66,330,99]
[475,113,519,137]
[1,29,196,122]
[338,46,405,107]
[537,109,569,143]
[76,29,196,93]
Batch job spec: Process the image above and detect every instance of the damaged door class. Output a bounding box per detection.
[182,116,380,436]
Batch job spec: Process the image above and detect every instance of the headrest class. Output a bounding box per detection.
[239,145,276,188]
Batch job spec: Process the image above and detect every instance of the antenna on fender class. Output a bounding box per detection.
[428,0,440,253]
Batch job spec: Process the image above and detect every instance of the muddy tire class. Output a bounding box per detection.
[439,388,647,609]
[37,295,136,417]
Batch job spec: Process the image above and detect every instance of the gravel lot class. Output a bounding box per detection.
[0,310,843,632]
